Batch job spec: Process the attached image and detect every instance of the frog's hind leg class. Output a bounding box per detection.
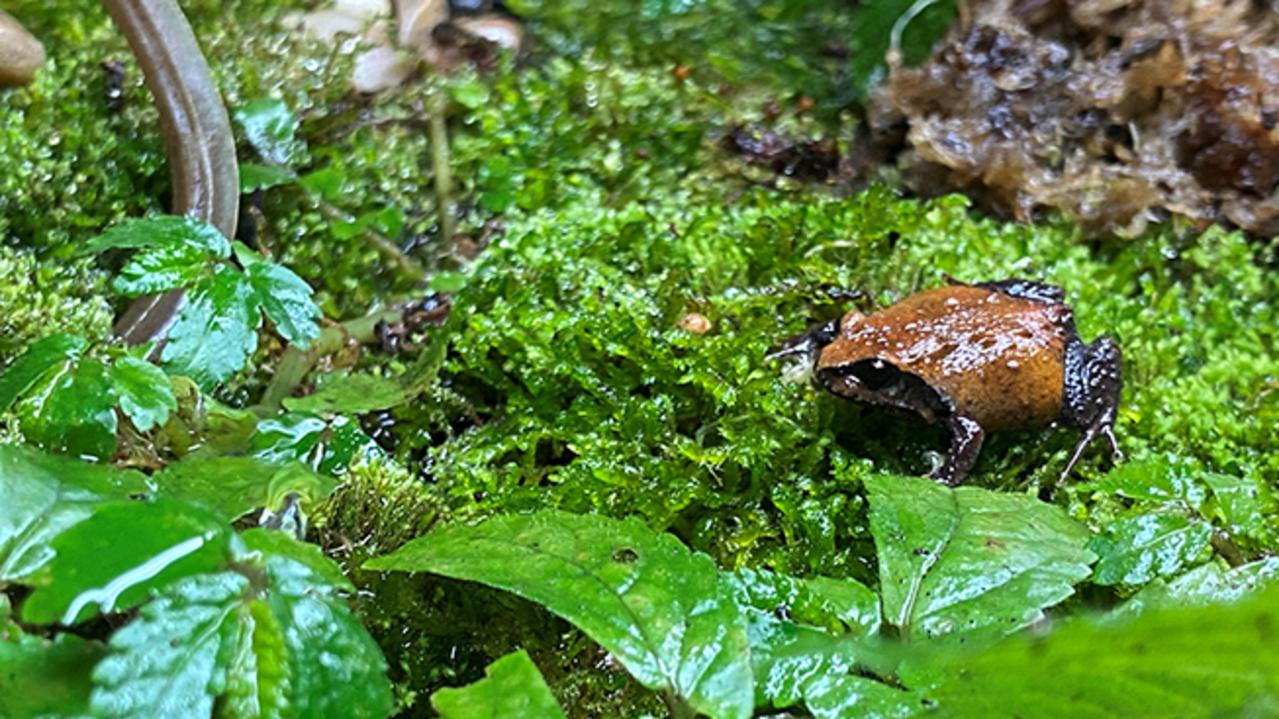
[1059,336,1124,482]
[931,413,985,486]
[972,278,1066,305]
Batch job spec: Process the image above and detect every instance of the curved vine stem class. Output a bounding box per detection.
[104,0,239,346]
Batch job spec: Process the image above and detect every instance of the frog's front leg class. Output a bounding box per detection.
[766,318,838,364]
[1059,336,1123,480]
[932,413,985,486]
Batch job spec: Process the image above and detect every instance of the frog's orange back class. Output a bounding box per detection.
[816,285,1069,430]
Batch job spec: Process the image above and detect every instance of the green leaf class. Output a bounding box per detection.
[249,412,379,476]
[0,634,106,719]
[21,499,233,625]
[0,445,150,581]
[242,255,321,349]
[90,538,391,719]
[431,650,567,719]
[108,356,177,432]
[162,265,262,389]
[1200,471,1274,543]
[112,241,210,297]
[803,576,882,637]
[85,215,230,258]
[0,334,88,412]
[234,98,306,166]
[802,675,919,719]
[239,162,295,192]
[283,373,408,415]
[429,271,468,293]
[866,474,1094,641]
[1120,558,1279,616]
[367,510,755,719]
[298,166,345,201]
[239,528,352,591]
[153,456,333,522]
[913,585,1279,717]
[1092,456,1208,509]
[1088,512,1214,587]
[15,357,119,461]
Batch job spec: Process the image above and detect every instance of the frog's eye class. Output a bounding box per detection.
[849,358,900,390]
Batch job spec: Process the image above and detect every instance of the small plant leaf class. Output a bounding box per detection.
[108,356,177,432]
[431,650,567,719]
[0,445,149,582]
[162,265,262,389]
[15,357,119,461]
[367,510,755,719]
[1088,512,1214,587]
[239,162,295,192]
[1119,557,1279,616]
[153,456,335,522]
[85,215,230,258]
[112,242,210,297]
[866,474,1095,641]
[0,633,106,719]
[234,98,306,166]
[0,334,87,412]
[21,499,233,625]
[242,252,321,349]
[282,373,408,415]
[849,0,957,100]
[90,536,391,719]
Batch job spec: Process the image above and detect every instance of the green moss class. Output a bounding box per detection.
[0,246,112,361]
[383,191,1279,583]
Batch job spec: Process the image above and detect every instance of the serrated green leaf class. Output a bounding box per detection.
[239,162,295,192]
[366,510,755,719]
[0,633,106,719]
[432,650,567,719]
[912,586,1279,717]
[1088,512,1214,587]
[282,373,408,415]
[90,541,390,719]
[0,445,150,582]
[234,98,306,166]
[243,257,321,349]
[108,356,177,432]
[1119,558,1279,616]
[91,571,248,719]
[15,357,118,461]
[866,474,1094,641]
[112,241,210,297]
[803,576,882,637]
[802,674,919,719]
[0,334,88,412]
[161,265,262,389]
[85,215,230,258]
[153,456,335,522]
[238,528,352,591]
[249,412,379,475]
[1200,471,1274,543]
[1092,456,1209,509]
[21,499,233,625]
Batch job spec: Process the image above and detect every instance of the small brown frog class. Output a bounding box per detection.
[773,278,1123,485]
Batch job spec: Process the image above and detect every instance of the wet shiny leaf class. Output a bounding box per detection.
[0,334,87,412]
[112,241,210,297]
[153,456,334,522]
[0,445,149,582]
[1118,557,1279,615]
[866,474,1094,641]
[367,510,755,719]
[240,248,321,349]
[1088,512,1214,587]
[234,98,306,166]
[282,373,408,415]
[108,356,176,432]
[21,499,233,624]
[431,650,567,719]
[15,357,118,461]
[90,537,390,719]
[84,215,230,258]
[239,162,295,192]
[162,265,261,389]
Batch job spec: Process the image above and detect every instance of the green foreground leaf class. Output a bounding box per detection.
[866,474,1095,641]
[431,650,567,719]
[367,510,755,719]
[0,634,106,719]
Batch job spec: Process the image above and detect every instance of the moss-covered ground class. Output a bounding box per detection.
[3,0,1277,714]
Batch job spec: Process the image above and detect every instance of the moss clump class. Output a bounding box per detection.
[0,246,112,361]
[378,190,1279,584]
